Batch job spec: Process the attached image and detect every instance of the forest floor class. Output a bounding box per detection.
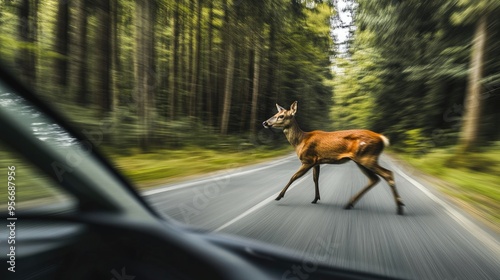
[394,145,500,233]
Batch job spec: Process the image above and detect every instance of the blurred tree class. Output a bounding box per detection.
[16,0,38,89]
[219,0,236,135]
[168,0,181,121]
[452,0,500,152]
[135,0,156,150]
[94,0,113,114]
[333,0,500,152]
[188,0,203,118]
[54,0,69,93]
[0,0,335,149]
[204,0,216,127]
[459,14,487,153]
[70,0,89,105]
[110,0,120,112]
[249,42,261,135]
[331,30,381,130]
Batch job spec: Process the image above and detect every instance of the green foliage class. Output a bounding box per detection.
[331,30,382,130]
[110,145,292,188]
[402,128,431,155]
[401,146,500,229]
[0,0,335,151]
[0,144,71,206]
[447,152,499,173]
[451,0,500,24]
[332,0,500,147]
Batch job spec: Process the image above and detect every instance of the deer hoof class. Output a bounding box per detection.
[397,198,405,207]
[275,195,283,201]
[311,198,319,204]
[344,203,354,210]
[397,206,404,215]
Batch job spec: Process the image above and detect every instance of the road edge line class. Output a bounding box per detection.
[142,155,295,196]
[390,162,500,255]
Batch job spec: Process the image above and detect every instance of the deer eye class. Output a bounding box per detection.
[278,115,284,119]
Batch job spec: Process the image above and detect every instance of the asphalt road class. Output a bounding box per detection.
[143,154,500,280]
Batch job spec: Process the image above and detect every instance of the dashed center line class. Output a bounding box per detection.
[214,174,311,232]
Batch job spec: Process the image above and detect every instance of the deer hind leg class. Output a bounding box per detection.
[311,165,321,204]
[345,163,380,210]
[372,164,405,215]
[276,163,313,201]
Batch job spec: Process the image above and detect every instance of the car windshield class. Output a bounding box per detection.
[0,84,79,210]
[0,91,78,147]
[1,0,499,279]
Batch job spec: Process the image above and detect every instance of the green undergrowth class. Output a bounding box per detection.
[0,149,71,206]
[109,145,293,188]
[0,143,292,206]
[398,144,500,231]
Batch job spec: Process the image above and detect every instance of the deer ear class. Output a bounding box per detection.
[290,101,298,115]
[276,104,285,112]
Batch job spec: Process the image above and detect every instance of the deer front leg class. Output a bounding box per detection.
[275,163,313,201]
[311,165,320,204]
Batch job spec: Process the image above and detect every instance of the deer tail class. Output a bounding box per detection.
[380,135,390,147]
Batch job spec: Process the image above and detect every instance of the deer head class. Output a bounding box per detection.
[262,101,298,129]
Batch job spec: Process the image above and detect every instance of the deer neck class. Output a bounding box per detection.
[283,118,305,147]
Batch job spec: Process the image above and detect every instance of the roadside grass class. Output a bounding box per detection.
[109,145,293,189]
[0,149,71,206]
[398,145,500,232]
[0,145,293,206]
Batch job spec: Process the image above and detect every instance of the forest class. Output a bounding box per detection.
[333,0,500,154]
[0,0,334,151]
[1,0,498,153]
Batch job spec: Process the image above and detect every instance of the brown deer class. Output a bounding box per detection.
[262,101,405,215]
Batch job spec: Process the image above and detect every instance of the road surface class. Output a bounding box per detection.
[143,154,500,279]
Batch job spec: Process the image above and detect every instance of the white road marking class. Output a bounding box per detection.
[214,175,311,232]
[390,163,500,255]
[142,155,295,196]
[143,152,499,255]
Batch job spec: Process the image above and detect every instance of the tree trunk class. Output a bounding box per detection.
[266,18,278,114]
[169,0,180,121]
[220,42,235,135]
[72,0,89,105]
[95,0,112,114]
[189,0,203,118]
[30,0,38,88]
[239,47,252,131]
[16,0,37,88]
[135,0,156,150]
[187,0,194,116]
[205,0,214,127]
[459,14,488,153]
[54,0,69,92]
[179,7,188,113]
[250,45,261,135]
[110,0,119,112]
